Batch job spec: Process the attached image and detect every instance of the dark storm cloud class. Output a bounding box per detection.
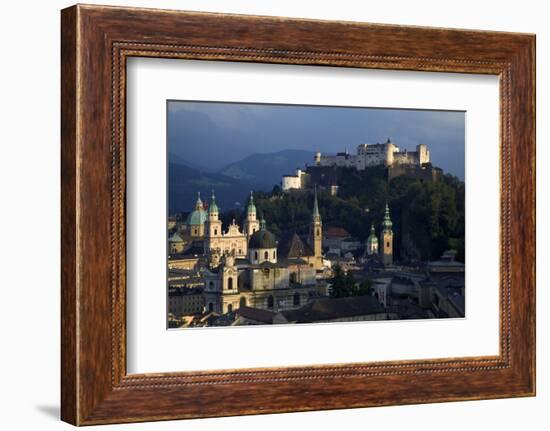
[168,101,465,179]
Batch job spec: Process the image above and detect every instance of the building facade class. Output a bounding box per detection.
[203,191,258,258]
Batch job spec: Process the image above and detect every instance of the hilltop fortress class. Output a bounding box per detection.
[282,139,439,192]
[317,139,429,170]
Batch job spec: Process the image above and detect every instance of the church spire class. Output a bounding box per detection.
[246,191,256,217]
[380,201,393,266]
[209,189,219,214]
[382,201,393,232]
[310,186,323,268]
[312,186,321,222]
[195,191,203,210]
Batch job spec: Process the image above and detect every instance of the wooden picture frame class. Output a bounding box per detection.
[61,4,535,425]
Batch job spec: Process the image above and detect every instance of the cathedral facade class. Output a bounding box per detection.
[203,191,259,258]
[201,190,324,314]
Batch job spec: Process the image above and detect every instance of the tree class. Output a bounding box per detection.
[357,280,373,296]
[271,184,282,196]
[330,265,354,298]
[330,265,373,298]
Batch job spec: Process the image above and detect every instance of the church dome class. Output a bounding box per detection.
[367,225,378,246]
[249,219,277,249]
[186,192,208,226]
[186,209,207,226]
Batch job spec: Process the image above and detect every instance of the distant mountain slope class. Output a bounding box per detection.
[168,162,260,214]
[168,152,210,172]
[218,149,314,189]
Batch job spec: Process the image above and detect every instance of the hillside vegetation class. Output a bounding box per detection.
[250,167,465,262]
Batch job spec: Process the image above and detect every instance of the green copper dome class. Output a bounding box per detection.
[209,190,219,214]
[367,224,378,245]
[381,201,393,232]
[249,218,277,249]
[186,192,208,226]
[169,232,184,243]
[246,191,256,215]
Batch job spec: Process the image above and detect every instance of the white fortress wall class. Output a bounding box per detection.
[315,141,430,171]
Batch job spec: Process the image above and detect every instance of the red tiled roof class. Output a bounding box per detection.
[324,227,351,238]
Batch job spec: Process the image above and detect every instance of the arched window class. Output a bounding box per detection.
[239,297,246,308]
[254,251,258,260]
[267,295,274,309]
[214,229,217,235]
[227,304,233,313]
[264,251,269,260]
[386,242,390,248]
[227,277,233,290]
[208,302,213,312]
[293,292,301,306]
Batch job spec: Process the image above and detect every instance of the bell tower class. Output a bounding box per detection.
[243,191,260,238]
[204,190,223,255]
[380,201,393,266]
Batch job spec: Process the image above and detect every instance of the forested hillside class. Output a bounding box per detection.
[249,167,465,262]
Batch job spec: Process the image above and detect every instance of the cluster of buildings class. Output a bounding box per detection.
[282,139,439,193]
[168,190,327,324]
[167,185,464,328]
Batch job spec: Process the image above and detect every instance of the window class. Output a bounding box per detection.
[267,295,274,309]
[209,281,214,287]
[254,251,258,260]
[387,242,390,248]
[239,297,246,308]
[273,251,276,259]
[317,228,320,236]
[293,292,301,306]
[227,304,233,313]
[208,302,213,312]
[214,229,217,235]
[264,251,269,260]
[227,277,233,290]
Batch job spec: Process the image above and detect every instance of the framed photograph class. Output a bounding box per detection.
[61,4,535,425]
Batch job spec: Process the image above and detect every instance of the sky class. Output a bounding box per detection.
[167,100,465,179]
